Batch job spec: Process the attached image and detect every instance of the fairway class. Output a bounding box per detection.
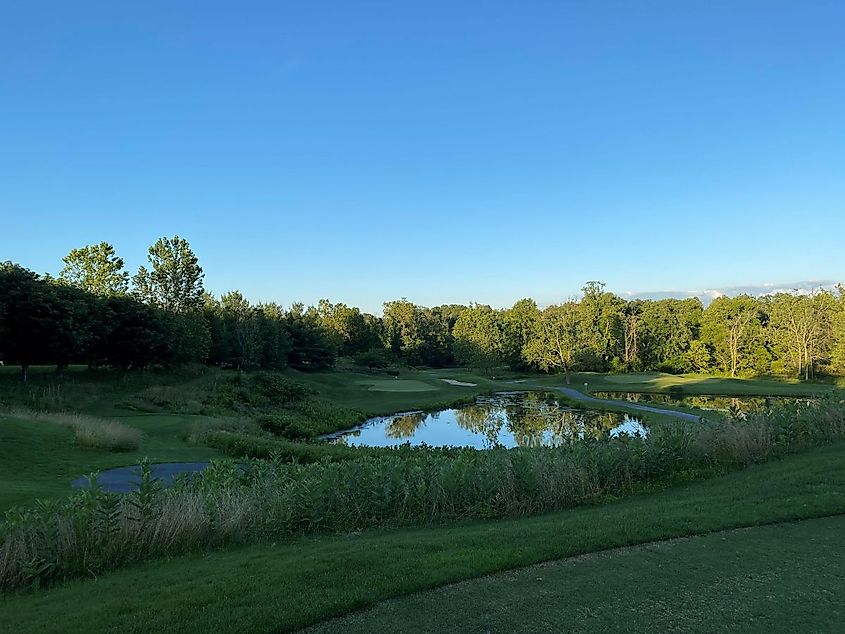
[361,379,441,392]
[309,515,845,633]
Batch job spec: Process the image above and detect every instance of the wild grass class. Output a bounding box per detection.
[7,409,142,452]
[2,394,844,592]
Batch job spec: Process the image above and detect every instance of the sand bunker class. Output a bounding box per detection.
[441,378,477,387]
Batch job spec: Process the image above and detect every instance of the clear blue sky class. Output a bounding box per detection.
[2,1,843,313]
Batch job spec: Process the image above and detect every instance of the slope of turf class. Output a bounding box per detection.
[309,515,845,633]
[2,443,844,634]
[526,370,834,397]
[0,413,219,510]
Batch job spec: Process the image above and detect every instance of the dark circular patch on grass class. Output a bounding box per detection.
[71,462,215,493]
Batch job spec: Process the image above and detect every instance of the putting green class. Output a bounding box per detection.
[602,373,663,384]
[362,380,440,393]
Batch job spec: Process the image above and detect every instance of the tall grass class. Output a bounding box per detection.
[1,395,844,592]
[8,409,142,452]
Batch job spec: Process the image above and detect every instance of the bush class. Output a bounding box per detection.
[354,348,392,370]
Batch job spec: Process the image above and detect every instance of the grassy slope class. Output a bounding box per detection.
[0,413,220,510]
[0,366,500,511]
[2,443,844,634]
[310,515,845,634]
[283,366,501,416]
[0,366,837,510]
[529,370,836,397]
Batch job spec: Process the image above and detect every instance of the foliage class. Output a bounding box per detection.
[132,235,205,314]
[3,395,844,592]
[59,242,129,297]
[3,239,845,383]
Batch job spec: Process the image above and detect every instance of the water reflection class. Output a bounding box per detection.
[592,392,800,415]
[328,392,645,449]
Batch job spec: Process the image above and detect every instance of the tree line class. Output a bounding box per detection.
[2,238,844,381]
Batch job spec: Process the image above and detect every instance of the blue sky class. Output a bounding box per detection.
[2,1,843,313]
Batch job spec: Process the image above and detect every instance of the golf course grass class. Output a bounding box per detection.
[309,515,845,633]
[2,443,844,633]
[1,365,842,633]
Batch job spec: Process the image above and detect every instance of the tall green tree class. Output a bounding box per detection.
[579,281,625,371]
[317,300,376,356]
[285,303,337,370]
[59,242,129,296]
[382,300,451,366]
[701,295,766,377]
[219,291,262,369]
[133,236,205,313]
[621,300,643,370]
[523,301,582,383]
[768,291,835,379]
[0,263,58,380]
[452,304,505,375]
[503,298,540,370]
[639,298,703,372]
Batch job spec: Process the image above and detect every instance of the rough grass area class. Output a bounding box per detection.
[13,410,143,452]
[2,443,844,634]
[308,515,845,633]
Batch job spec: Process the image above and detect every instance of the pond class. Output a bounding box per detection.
[326,391,645,449]
[592,392,800,415]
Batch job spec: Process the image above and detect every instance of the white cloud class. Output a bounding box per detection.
[621,280,839,305]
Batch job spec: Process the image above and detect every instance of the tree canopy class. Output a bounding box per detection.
[2,241,845,382]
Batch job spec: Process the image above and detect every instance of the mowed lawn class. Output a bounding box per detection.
[530,371,836,397]
[309,515,845,634]
[2,444,844,633]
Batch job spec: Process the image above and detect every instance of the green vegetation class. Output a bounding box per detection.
[3,241,845,383]
[0,412,220,511]
[543,370,833,396]
[2,443,845,633]
[3,394,844,591]
[310,515,845,633]
[17,410,142,452]
[2,239,844,631]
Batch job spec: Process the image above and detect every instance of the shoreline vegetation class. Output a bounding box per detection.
[1,382,843,592]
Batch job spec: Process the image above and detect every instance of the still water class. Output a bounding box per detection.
[592,392,798,414]
[328,391,645,449]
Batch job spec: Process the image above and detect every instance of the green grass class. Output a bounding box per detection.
[534,371,836,397]
[0,366,842,631]
[309,515,845,633]
[359,378,440,392]
[284,367,500,415]
[2,443,844,633]
[0,412,219,510]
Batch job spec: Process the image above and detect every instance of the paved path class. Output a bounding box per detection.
[538,385,705,422]
[71,462,215,493]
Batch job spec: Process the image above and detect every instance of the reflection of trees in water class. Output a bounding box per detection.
[385,411,429,439]
[464,392,626,448]
[454,405,506,447]
[595,392,772,414]
[506,393,622,447]
[382,392,635,447]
